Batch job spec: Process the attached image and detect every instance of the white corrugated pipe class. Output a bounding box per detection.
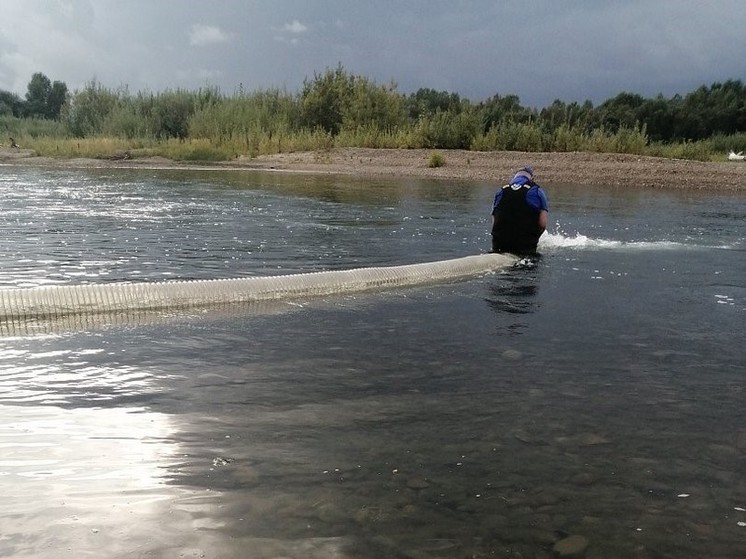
[0,253,517,334]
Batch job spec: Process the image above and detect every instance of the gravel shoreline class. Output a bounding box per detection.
[2,147,745,191]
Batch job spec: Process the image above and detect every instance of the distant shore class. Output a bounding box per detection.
[1,147,744,191]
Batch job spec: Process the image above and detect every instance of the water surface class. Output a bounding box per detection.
[1,166,744,558]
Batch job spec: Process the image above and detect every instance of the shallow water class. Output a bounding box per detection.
[0,166,744,558]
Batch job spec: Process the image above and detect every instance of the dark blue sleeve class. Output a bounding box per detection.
[526,186,549,212]
[491,189,503,213]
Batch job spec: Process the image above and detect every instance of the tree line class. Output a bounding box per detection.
[2,66,745,160]
[1,72,68,120]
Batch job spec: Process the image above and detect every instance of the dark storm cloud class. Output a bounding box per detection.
[0,0,743,108]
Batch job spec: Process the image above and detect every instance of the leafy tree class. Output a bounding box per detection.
[637,94,676,142]
[152,90,194,139]
[300,65,406,136]
[23,72,68,119]
[344,78,406,132]
[539,99,595,134]
[678,80,746,139]
[301,65,354,135]
[479,94,536,133]
[405,88,463,120]
[596,92,645,134]
[47,81,69,119]
[25,72,52,118]
[539,99,571,131]
[0,90,25,117]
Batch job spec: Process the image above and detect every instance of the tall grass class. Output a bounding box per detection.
[335,125,411,148]
[647,140,716,162]
[707,132,746,155]
[15,124,737,163]
[28,136,137,158]
[0,115,66,147]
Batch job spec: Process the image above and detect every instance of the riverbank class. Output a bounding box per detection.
[1,147,744,191]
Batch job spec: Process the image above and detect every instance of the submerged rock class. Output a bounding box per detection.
[502,349,523,360]
[553,534,589,557]
[406,478,430,490]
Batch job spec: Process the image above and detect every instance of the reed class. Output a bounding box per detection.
[27,136,143,158]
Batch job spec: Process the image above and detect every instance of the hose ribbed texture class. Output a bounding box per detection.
[0,253,516,325]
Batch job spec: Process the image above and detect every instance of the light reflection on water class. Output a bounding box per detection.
[0,167,744,558]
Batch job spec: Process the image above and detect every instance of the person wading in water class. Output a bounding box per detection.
[490,167,549,255]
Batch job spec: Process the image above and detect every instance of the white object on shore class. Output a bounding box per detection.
[728,150,745,161]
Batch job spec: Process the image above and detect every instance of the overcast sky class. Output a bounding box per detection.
[1,0,744,109]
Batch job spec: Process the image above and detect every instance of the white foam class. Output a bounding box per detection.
[540,232,623,250]
[538,220,741,251]
[540,232,702,252]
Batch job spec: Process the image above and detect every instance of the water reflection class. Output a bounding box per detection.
[0,404,186,558]
[485,257,542,317]
[0,299,308,338]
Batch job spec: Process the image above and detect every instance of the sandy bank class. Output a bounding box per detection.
[1,147,744,191]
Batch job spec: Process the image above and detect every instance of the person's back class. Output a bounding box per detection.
[491,167,549,255]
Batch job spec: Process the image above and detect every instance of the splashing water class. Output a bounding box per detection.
[539,222,720,251]
[540,231,625,250]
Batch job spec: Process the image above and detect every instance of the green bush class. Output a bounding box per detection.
[552,123,586,152]
[427,151,446,167]
[472,121,545,152]
[413,109,479,149]
[613,124,648,154]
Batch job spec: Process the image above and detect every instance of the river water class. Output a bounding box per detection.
[0,166,744,558]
